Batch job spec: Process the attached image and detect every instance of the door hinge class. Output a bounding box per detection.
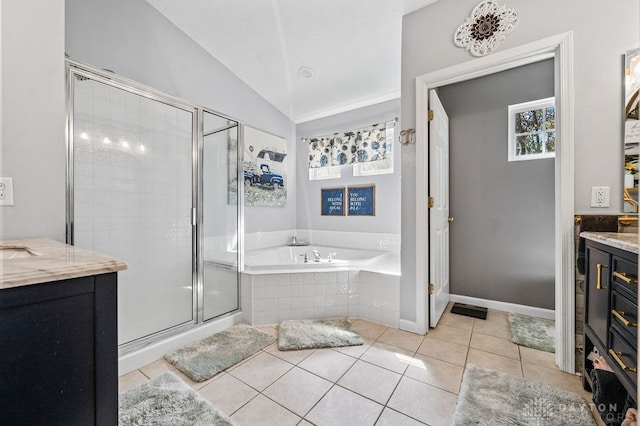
[429,283,435,295]
[428,196,434,208]
[427,110,434,121]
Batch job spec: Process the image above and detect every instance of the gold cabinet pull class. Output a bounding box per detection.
[608,349,637,373]
[611,309,638,327]
[448,217,454,223]
[596,263,608,289]
[613,271,638,285]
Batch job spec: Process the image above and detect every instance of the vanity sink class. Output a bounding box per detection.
[0,245,41,260]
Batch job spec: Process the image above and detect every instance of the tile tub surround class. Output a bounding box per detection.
[242,230,401,253]
[0,238,127,289]
[242,270,401,328]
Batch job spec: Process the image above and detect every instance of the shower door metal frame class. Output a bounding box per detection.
[196,110,244,323]
[65,59,244,355]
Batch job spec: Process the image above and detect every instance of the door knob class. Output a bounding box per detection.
[448,217,454,223]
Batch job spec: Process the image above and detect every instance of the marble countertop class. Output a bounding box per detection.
[580,232,639,254]
[0,238,128,290]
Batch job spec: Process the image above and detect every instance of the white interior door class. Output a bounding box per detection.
[429,89,450,327]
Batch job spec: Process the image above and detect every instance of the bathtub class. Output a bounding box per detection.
[243,245,386,271]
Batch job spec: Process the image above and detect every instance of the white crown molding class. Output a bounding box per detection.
[293,91,401,124]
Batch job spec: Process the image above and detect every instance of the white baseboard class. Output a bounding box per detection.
[399,319,426,334]
[118,312,244,375]
[449,294,555,320]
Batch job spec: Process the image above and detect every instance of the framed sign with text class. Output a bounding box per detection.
[321,187,345,216]
[347,185,375,216]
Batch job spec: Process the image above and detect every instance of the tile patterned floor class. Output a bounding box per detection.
[119,306,603,426]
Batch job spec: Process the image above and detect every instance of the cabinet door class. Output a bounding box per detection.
[0,280,95,425]
[585,246,610,348]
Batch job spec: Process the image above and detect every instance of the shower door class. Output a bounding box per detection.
[70,68,196,345]
[200,111,240,321]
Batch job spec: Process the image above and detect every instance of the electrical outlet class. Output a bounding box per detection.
[590,186,610,208]
[0,177,14,206]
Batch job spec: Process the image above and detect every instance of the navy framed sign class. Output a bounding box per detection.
[347,185,375,216]
[321,187,345,216]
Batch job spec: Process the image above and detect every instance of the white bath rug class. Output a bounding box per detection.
[278,318,363,351]
[164,324,275,382]
[119,372,235,425]
[452,364,596,426]
[509,312,555,353]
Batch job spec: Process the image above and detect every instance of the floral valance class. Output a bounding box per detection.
[304,122,391,169]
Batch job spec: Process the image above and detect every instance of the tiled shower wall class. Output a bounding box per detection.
[241,270,400,328]
[72,77,194,344]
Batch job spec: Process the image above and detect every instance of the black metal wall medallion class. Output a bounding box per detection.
[454,1,519,57]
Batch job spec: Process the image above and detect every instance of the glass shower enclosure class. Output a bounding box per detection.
[67,61,241,349]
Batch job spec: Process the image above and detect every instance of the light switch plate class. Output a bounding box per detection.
[590,186,610,208]
[0,177,14,206]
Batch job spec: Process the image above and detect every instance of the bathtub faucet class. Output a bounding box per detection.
[312,249,321,262]
[288,235,308,246]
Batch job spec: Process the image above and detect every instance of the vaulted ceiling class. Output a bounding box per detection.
[146,0,438,123]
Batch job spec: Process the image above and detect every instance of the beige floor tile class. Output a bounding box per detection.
[230,394,300,426]
[416,336,468,367]
[466,348,523,377]
[138,358,176,379]
[437,311,475,331]
[427,324,472,347]
[306,385,384,426]
[118,369,149,393]
[298,421,314,426]
[351,319,388,340]
[376,328,424,352]
[265,344,316,365]
[376,408,427,425]
[522,362,591,400]
[298,349,356,382]
[387,376,457,426]
[333,337,373,358]
[263,367,332,417]
[472,310,512,339]
[171,367,219,390]
[405,354,464,394]
[470,333,520,360]
[337,360,402,404]
[519,346,557,370]
[361,342,415,374]
[256,325,279,338]
[198,373,259,415]
[229,352,293,391]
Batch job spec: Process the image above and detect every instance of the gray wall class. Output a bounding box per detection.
[400,0,639,322]
[1,0,66,241]
[65,0,296,234]
[438,59,555,309]
[296,99,401,234]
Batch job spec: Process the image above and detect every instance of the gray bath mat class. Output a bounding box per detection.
[278,318,364,351]
[119,372,235,425]
[165,324,275,382]
[509,313,555,353]
[453,364,596,426]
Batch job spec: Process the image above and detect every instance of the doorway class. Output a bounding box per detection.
[437,58,556,313]
[413,33,575,373]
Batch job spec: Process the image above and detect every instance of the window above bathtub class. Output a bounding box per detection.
[305,120,395,180]
[508,97,555,162]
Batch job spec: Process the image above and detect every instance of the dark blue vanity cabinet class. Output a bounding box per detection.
[583,238,637,402]
[0,273,118,425]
